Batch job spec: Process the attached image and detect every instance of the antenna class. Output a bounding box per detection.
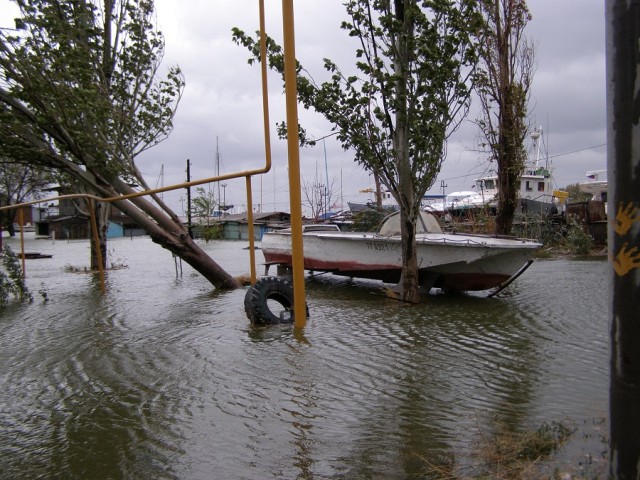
[530,126,542,169]
[154,164,164,201]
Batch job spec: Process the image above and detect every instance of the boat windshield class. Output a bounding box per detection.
[477,179,495,190]
[378,211,442,235]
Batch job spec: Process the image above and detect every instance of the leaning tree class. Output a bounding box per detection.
[475,0,535,235]
[0,0,240,289]
[234,0,482,303]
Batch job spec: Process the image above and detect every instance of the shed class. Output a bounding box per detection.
[48,215,90,240]
[566,200,607,245]
[220,211,291,240]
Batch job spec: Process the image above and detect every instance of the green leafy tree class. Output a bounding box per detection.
[349,208,387,232]
[191,186,218,225]
[234,0,481,302]
[562,182,592,203]
[475,0,535,235]
[0,0,240,289]
[0,157,51,237]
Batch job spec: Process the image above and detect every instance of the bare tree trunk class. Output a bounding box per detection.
[494,6,518,236]
[396,131,420,303]
[148,227,240,288]
[399,206,420,303]
[6,210,16,237]
[495,112,522,235]
[103,180,241,290]
[392,0,420,304]
[477,1,533,236]
[89,201,108,270]
[374,174,383,208]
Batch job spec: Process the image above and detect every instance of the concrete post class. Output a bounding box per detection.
[606,1,640,477]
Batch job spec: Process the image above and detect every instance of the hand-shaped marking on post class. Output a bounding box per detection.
[612,202,640,276]
[614,202,640,236]
[613,242,640,276]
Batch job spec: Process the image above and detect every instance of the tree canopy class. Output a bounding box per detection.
[0,156,51,235]
[234,0,482,301]
[0,0,240,289]
[0,0,182,181]
[475,0,535,235]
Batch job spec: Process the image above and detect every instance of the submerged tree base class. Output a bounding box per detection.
[412,417,608,480]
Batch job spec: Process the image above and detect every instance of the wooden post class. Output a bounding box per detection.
[186,159,193,239]
[19,208,25,277]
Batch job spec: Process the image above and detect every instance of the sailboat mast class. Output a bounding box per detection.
[324,140,330,216]
[216,137,221,208]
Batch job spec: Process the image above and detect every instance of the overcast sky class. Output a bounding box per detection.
[2,1,607,215]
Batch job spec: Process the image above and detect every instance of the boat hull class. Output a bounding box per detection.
[348,201,398,213]
[261,230,541,292]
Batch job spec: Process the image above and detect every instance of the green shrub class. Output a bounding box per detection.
[0,246,32,306]
[532,216,595,255]
[348,209,388,232]
[517,420,575,460]
[565,221,594,255]
[201,224,224,242]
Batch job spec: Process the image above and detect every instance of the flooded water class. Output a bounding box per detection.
[1,234,609,479]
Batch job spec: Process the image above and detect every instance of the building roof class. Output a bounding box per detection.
[216,211,290,223]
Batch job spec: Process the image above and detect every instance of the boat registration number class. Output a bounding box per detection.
[365,242,394,251]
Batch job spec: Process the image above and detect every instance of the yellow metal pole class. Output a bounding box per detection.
[259,0,273,174]
[245,176,257,285]
[282,0,307,327]
[250,0,272,287]
[87,199,106,294]
[19,208,25,277]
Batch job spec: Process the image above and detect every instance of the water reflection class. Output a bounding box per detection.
[3,293,190,478]
[300,272,603,476]
[0,236,609,478]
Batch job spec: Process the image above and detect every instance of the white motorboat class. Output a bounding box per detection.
[424,190,490,216]
[578,169,607,213]
[261,212,541,293]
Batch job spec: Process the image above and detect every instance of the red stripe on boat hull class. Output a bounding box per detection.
[263,252,514,291]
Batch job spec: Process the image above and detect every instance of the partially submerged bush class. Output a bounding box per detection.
[536,217,594,256]
[200,223,224,242]
[0,246,32,306]
[413,418,577,479]
[564,221,594,256]
[474,419,575,479]
[349,208,388,232]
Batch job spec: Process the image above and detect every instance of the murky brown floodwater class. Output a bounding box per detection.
[1,234,609,479]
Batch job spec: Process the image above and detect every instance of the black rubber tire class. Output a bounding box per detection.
[244,276,305,325]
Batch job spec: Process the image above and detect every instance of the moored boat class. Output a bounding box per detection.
[347,188,398,213]
[472,127,564,215]
[578,169,607,213]
[424,190,490,216]
[261,211,541,293]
